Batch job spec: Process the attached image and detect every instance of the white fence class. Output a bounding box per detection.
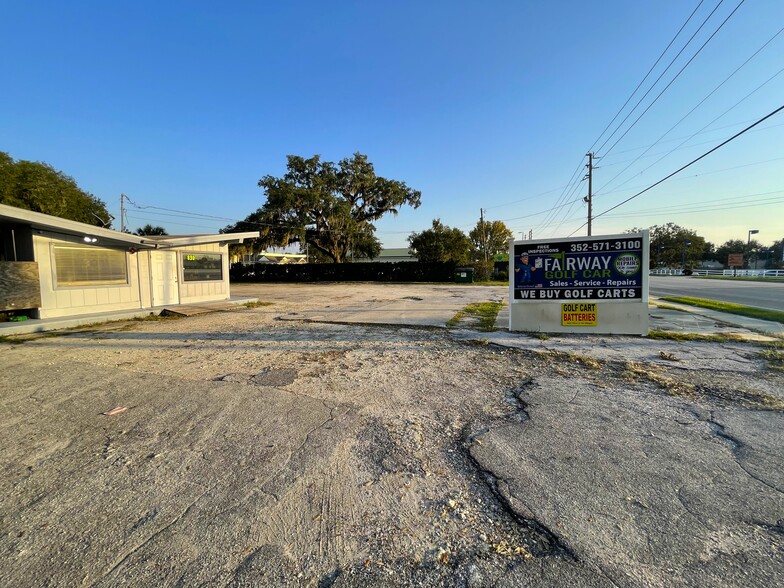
[650,268,784,278]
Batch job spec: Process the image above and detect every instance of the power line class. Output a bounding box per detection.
[534,173,585,235]
[127,199,399,237]
[605,189,784,216]
[595,22,784,193]
[599,0,746,159]
[568,102,784,234]
[598,122,784,168]
[125,214,224,232]
[596,155,784,197]
[588,0,706,152]
[594,0,728,156]
[591,195,784,219]
[598,116,759,157]
[129,203,238,222]
[598,65,784,196]
[483,183,572,210]
[556,191,783,236]
[462,119,782,222]
[533,155,588,235]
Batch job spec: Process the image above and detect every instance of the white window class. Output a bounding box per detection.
[53,245,128,287]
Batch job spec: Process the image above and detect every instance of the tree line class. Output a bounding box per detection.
[0,152,112,226]
[634,222,782,270]
[3,150,780,271]
[0,152,168,236]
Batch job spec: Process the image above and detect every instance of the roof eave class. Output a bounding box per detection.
[156,232,260,248]
[0,204,156,248]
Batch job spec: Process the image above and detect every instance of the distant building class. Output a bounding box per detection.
[237,251,307,264]
[696,260,723,270]
[353,248,415,263]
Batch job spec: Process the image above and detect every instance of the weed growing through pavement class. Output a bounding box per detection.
[759,346,784,373]
[647,331,747,343]
[446,301,504,332]
[243,301,275,308]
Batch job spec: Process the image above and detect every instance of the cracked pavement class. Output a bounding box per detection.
[0,283,782,587]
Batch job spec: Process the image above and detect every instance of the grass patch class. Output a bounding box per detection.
[620,360,695,397]
[647,330,748,343]
[446,301,504,331]
[620,357,783,409]
[653,303,690,312]
[0,331,64,344]
[243,300,275,308]
[551,351,602,370]
[660,296,784,324]
[526,331,550,340]
[132,313,182,322]
[759,346,784,373]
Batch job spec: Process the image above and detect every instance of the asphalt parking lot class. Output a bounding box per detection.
[1,283,781,587]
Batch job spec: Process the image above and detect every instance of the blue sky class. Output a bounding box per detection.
[2,0,783,249]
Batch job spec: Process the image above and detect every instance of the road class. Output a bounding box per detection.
[649,275,784,311]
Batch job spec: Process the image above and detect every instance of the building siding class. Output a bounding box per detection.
[35,233,142,319]
[30,235,234,318]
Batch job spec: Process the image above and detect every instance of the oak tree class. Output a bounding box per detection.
[224,153,421,263]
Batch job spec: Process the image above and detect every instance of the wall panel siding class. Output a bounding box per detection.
[55,289,71,309]
[34,234,144,319]
[83,289,98,307]
[96,288,110,306]
[138,253,152,308]
[69,290,85,308]
[29,236,236,318]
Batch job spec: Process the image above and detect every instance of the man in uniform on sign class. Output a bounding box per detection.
[515,253,537,287]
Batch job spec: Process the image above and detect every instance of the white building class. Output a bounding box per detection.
[0,204,258,319]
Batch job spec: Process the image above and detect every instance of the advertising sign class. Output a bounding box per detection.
[727,253,743,267]
[513,236,644,301]
[561,303,597,326]
[508,232,649,335]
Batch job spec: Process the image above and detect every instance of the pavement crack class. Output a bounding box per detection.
[93,486,215,585]
[752,519,784,537]
[675,487,712,531]
[736,462,784,494]
[707,420,741,452]
[257,402,347,501]
[701,412,783,494]
[464,440,575,560]
[505,387,531,423]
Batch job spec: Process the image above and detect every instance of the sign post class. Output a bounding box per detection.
[508,231,649,335]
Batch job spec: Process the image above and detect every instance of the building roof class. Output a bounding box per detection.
[0,204,258,249]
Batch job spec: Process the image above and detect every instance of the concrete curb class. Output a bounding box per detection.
[650,296,783,337]
[0,297,258,336]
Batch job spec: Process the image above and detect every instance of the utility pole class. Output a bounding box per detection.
[120,193,126,233]
[584,152,594,236]
[480,208,488,263]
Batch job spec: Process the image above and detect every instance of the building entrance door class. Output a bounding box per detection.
[150,251,179,306]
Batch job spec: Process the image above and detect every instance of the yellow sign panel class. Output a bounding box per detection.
[561,303,597,326]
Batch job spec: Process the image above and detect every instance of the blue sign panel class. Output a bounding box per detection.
[513,236,644,301]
